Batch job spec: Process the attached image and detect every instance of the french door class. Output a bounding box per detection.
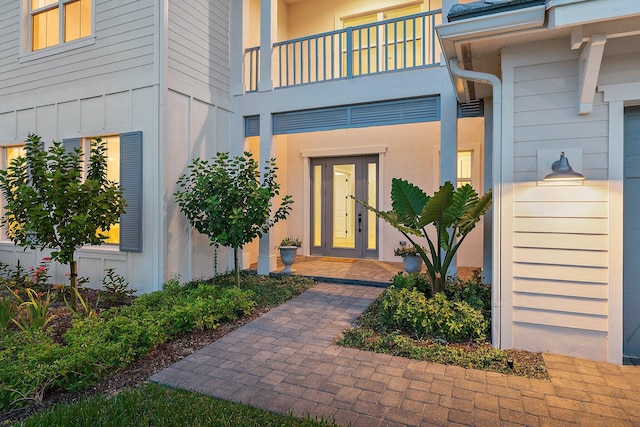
[310,156,378,258]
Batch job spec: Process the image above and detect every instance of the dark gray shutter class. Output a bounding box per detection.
[245,115,260,137]
[119,131,142,252]
[62,138,81,154]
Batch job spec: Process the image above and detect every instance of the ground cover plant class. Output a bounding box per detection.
[0,271,315,420]
[15,383,337,427]
[338,272,548,379]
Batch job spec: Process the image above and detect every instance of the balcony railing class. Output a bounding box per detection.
[244,10,441,92]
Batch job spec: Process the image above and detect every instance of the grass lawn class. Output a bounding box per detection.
[14,383,337,427]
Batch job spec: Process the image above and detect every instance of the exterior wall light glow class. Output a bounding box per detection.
[543,152,584,181]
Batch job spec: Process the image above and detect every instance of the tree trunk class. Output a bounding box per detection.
[69,259,78,309]
[234,247,240,287]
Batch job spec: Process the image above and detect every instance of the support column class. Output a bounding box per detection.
[259,0,277,92]
[482,98,493,282]
[257,111,277,274]
[440,91,458,275]
[230,0,248,95]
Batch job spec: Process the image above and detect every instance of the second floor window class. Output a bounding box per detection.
[31,0,92,51]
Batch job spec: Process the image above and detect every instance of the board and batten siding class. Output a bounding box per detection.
[0,84,161,294]
[0,0,156,109]
[509,57,610,360]
[167,0,231,101]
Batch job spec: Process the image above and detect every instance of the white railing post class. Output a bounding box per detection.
[259,0,277,92]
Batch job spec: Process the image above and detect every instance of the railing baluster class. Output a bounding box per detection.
[266,10,441,88]
[403,18,407,69]
[412,17,416,68]
[346,27,353,79]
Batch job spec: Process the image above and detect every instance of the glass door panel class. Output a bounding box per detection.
[332,164,356,248]
[310,156,378,258]
[367,162,377,250]
[313,165,322,247]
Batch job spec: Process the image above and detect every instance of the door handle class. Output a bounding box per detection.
[358,213,362,232]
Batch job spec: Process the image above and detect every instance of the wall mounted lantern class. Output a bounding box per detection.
[543,152,585,181]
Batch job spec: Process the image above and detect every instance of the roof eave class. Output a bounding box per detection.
[437,5,546,102]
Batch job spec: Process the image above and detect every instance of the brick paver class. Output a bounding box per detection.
[151,283,640,426]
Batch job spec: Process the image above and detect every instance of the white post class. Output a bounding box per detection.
[259,0,277,92]
[230,0,247,95]
[257,111,277,274]
[440,90,458,276]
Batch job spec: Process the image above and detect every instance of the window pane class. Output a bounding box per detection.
[367,162,377,250]
[31,0,56,10]
[6,147,26,167]
[4,146,26,239]
[313,165,322,247]
[332,164,355,249]
[457,151,472,188]
[65,0,91,42]
[32,8,59,51]
[93,136,120,244]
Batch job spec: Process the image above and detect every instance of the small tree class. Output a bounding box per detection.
[174,151,293,286]
[357,179,491,295]
[0,133,125,307]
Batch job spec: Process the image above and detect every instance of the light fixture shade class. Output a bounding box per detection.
[543,152,584,181]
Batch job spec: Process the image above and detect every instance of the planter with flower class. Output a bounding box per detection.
[278,237,301,274]
[394,245,424,273]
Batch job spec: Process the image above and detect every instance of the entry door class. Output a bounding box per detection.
[310,156,378,258]
[624,106,640,356]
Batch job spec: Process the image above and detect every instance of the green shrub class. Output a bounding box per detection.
[391,272,432,296]
[1,273,313,412]
[379,286,487,342]
[0,331,68,409]
[445,271,491,321]
[100,268,136,307]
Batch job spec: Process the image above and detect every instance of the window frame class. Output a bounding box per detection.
[20,0,96,62]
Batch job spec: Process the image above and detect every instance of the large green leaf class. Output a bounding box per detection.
[458,189,492,236]
[390,178,428,228]
[446,184,478,228]
[418,182,454,229]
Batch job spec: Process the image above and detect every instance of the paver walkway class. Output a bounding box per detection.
[151,283,640,426]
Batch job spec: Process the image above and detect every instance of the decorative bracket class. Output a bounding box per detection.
[578,33,607,115]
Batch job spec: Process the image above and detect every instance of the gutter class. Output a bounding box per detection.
[448,58,503,349]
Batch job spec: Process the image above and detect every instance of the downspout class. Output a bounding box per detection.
[448,58,503,348]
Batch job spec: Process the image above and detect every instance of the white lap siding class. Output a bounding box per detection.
[503,41,611,361]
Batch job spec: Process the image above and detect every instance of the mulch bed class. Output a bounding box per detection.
[1,288,269,425]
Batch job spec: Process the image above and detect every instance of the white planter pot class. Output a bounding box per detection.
[402,255,423,273]
[279,246,299,274]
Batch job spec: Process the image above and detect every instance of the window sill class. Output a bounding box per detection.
[19,36,96,63]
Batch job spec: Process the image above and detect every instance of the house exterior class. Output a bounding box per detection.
[0,0,637,363]
[438,0,640,363]
[0,0,487,293]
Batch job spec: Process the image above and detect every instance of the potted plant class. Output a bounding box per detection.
[278,237,301,274]
[394,245,423,273]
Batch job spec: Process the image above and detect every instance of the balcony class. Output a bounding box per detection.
[244,10,442,93]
